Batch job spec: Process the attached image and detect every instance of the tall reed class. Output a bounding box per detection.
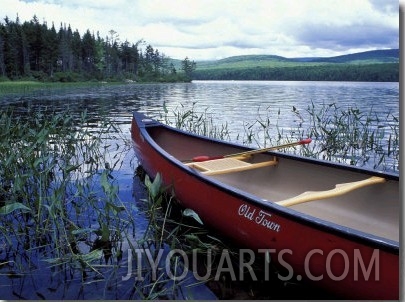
[290,102,399,172]
[161,101,231,141]
[161,102,399,172]
[0,107,135,298]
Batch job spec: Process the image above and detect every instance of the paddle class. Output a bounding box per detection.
[191,138,312,162]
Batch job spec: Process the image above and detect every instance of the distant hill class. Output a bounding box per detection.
[192,49,399,82]
[299,49,399,63]
[195,49,399,68]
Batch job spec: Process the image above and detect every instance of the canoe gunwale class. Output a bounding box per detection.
[132,112,399,254]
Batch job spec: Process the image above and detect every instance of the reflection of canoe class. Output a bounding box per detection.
[131,112,399,300]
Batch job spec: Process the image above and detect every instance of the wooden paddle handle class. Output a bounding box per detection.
[224,138,312,158]
[190,138,312,162]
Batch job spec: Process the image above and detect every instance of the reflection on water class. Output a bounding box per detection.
[2,80,398,135]
[0,81,399,299]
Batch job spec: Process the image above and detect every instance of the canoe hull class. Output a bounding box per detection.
[131,113,399,299]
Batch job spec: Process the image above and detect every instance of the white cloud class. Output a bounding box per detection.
[1,0,399,60]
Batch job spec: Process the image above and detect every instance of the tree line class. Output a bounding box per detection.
[0,15,196,82]
[193,63,399,82]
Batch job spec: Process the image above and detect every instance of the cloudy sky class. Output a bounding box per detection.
[1,0,400,61]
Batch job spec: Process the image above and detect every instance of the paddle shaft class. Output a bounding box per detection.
[192,138,312,162]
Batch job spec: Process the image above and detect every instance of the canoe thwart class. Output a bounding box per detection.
[186,156,278,175]
[276,176,386,207]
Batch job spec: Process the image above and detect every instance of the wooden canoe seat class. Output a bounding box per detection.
[276,176,386,207]
[186,156,278,175]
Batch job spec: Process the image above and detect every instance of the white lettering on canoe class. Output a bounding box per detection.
[238,204,281,232]
[238,204,256,220]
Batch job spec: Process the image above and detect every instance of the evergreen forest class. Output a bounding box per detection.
[0,15,196,82]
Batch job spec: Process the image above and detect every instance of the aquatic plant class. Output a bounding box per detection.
[161,102,399,173]
[0,81,106,99]
[291,102,399,172]
[161,101,231,141]
[0,107,136,299]
[0,104,219,300]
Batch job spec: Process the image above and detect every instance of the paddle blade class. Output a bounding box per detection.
[192,155,223,162]
[299,138,312,145]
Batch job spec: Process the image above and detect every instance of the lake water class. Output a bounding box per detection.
[0,80,399,299]
[136,81,399,162]
[140,80,399,125]
[3,80,399,141]
[3,80,399,172]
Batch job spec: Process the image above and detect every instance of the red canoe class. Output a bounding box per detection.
[131,112,399,299]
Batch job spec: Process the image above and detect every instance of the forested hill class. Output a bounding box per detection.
[193,49,399,82]
[293,49,399,63]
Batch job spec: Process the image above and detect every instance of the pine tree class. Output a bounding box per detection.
[42,23,59,77]
[0,23,7,77]
[81,29,96,75]
[181,56,196,80]
[71,29,82,72]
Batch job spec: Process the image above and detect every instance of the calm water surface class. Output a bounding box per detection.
[2,80,399,124]
[0,81,399,299]
[2,80,399,149]
[5,80,399,168]
[138,81,399,148]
